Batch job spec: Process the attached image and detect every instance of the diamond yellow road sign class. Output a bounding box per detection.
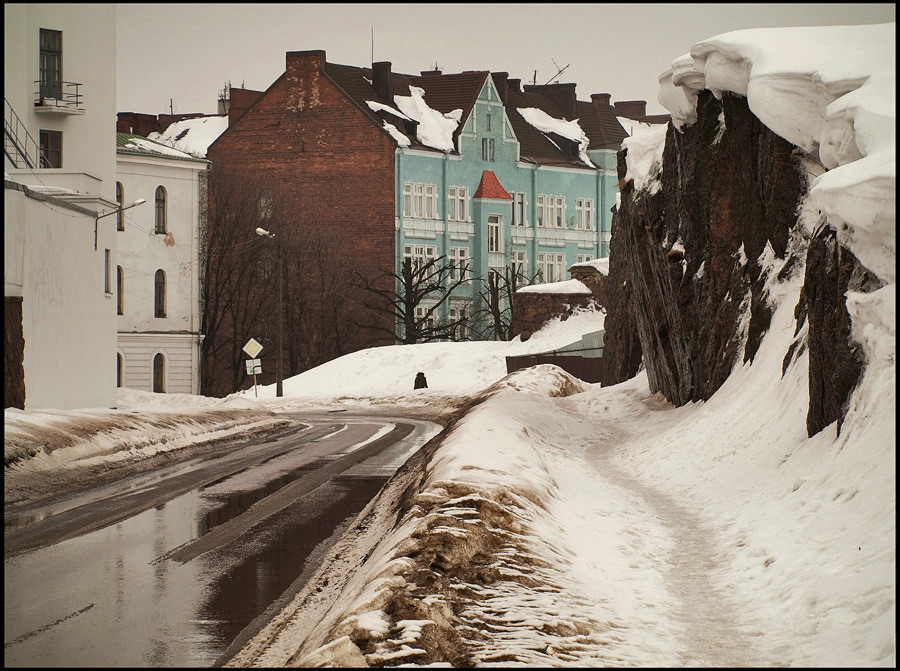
[242,338,263,358]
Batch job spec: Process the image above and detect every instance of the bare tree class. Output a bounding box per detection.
[200,171,275,396]
[201,171,377,396]
[353,256,472,344]
[467,265,538,341]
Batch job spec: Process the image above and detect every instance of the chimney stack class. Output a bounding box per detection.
[373,61,394,102]
[613,100,648,119]
[591,93,612,106]
[524,82,577,119]
[491,72,509,103]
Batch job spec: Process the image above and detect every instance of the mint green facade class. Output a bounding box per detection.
[394,76,618,338]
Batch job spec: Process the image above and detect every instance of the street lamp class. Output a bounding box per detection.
[255,227,283,397]
[95,198,146,250]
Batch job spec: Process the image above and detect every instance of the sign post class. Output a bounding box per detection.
[245,358,262,396]
[242,338,264,397]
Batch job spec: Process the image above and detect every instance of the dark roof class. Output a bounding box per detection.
[262,53,633,166]
[505,86,591,168]
[575,99,630,151]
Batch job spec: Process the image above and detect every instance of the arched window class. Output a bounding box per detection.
[155,186,167,234]
[116,182,125,231]
[154,269,166,318]
[152,353,165,393]
[116,266,124,315]
[117,353,124,387]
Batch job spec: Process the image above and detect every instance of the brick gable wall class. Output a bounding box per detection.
[203,52,399,394]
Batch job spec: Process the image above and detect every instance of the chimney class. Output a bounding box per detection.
[419,69,442,77]
[508,78,521,93]
[524,82,577,119]
[491,72,509,103]
[373,61,394,102]
[613,100,648,119]
[591,93,612,106]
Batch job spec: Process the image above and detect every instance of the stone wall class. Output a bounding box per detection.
[511,291,597,342]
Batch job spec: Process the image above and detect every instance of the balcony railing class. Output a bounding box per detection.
[34,81,84,114]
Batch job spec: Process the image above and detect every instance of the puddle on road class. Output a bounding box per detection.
[196,460,335,535]
[190,474,387,664]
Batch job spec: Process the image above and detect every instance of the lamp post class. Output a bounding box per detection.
[255,227,283,397]
[95,197,146,250]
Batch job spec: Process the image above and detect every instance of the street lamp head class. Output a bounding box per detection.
[256,227,271,237]
[132,198,146,206]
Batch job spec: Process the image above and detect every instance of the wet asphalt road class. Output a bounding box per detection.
[4,413,441,667]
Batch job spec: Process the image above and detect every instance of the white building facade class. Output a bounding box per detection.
[4,4,119,410]
[115,134,208,394]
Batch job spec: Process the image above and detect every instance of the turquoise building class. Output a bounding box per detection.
[389,69,629,338]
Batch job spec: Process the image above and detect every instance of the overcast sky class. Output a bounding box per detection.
[117,3,895,117]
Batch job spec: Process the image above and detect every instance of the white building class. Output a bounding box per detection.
[4,4,120,410]
[115,133,209,394]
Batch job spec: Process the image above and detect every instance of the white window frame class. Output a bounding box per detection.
[577,254,593,264]
[448,186,468,222]
[554,195,566,228]
[482,137,495,162]
[511,192,526,227]
[403,182,413,217]
[404,243,437,270]
[404,182,439,219]
[448,304,469,339]
[488,215,502,253]
[512,249,527,283]
[449,246,470,283]
[415,304,437,330]
[538,252,566,283]
[576,198,594,230]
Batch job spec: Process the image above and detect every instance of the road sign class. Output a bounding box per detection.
[245,358,262,375]
[243,338,263,358]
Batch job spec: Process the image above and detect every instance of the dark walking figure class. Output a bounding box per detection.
[414,371,428,389]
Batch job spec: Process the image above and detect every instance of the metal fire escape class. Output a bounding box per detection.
[4,98,43,169]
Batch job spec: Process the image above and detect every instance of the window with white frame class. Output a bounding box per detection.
[537,252,567,283]
[404,244,437,270]
[482,137,495,162]
[576,198,594,230]
[415,304,436,330]
[512,249,527,283]
[449,304,469,339]
[488,215,501,253]
[449,246,470,283]
[553,195,566,228]
[511,192,526,226]
[403,182,438,219]
[448,186,469,221]
[537,194,564,228]
[577,254,593,264]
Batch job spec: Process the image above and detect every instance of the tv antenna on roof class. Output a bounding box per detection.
[544,59,570,85]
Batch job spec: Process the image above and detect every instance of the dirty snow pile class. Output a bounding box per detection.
[4,390,288,503]
[228,22,894,668]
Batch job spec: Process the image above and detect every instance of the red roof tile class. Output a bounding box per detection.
[473,170,512,200]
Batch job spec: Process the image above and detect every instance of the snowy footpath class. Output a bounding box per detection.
[229,284,893,668]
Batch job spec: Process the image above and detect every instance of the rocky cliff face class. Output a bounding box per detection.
[600,89,882,437]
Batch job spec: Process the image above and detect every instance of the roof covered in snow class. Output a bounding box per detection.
[116,132,207,162]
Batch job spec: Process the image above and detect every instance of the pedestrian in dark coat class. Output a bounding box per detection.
[414,371,428,389]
